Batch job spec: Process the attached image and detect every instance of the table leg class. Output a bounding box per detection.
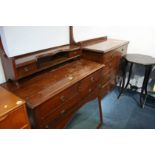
[96,97,103,129]
[118,59,128,99]
[140,65,152,108]
[125,63,133,89]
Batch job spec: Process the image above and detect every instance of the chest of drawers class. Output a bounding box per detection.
[0,86,30,129]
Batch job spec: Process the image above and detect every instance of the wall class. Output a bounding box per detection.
[0,26,155,84]
[74,26,155,57]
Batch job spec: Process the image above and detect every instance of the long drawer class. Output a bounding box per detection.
[34,83,79,120]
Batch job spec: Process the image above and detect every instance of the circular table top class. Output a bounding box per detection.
[125,54,155,66]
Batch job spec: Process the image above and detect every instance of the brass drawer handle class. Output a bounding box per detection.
[60,96,66,103]
[89,88,92,93]
[98,83,107,89]
[60,110,66,115]
[91,77,94,82]
[24,67,29,72]
[0,115,8,122]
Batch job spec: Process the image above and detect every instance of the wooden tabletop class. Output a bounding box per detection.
[2,59,105,109]
[83,39,129,53]
[0,86,25,117]
[125,54,155,66]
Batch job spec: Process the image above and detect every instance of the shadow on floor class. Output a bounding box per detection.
[66,87,155,129]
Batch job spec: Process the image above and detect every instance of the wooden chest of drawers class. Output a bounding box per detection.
[83,39,129,98]
[0,86,30,129]
[2,59,104,128]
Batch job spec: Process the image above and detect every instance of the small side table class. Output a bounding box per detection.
[118,54,155,108]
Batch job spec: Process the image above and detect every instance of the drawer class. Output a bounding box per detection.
[103,51,115,63]
[116,45,128,56]
[37,94,81,128]
[17,63,37,78]
[78,69,103,96]
[102,70,111,84]
[98,81,110,98]
[35,83,79,121]
[68,50,82,58]
[0,105,29,129]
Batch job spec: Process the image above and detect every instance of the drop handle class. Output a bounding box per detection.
[60,96,66,103]
[24,67,29,72]
[91,77,94,82]
[88,88,92,93]
[60,110,66,115]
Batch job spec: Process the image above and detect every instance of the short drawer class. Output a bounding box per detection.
[116,45,128,56]
[17,63,37,78]
[78,69,103,96]
[68,50,82,58]
[102,70,111,84]
[34,83,79,120]
[98,81,110,98]
[103,51,115,63]
[0,105,29,129]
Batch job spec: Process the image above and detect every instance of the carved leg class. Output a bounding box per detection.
[96,97,103,129]
[140,65,152,108]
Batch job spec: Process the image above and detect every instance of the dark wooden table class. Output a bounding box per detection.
[118,54,155,108]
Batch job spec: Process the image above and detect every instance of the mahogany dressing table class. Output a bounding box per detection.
[0,31,129,128]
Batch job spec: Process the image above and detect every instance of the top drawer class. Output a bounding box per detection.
[17,63,37,79]
[78,69,103,96]
[35,83,79,119]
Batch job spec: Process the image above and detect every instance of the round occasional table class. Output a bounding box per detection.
[118,54,155,108]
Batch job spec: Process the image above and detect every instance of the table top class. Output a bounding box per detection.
[0,86,25,117]
[125,54,155,66]
[2,59,104,109]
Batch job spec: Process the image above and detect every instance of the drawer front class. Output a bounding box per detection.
[17,63,37,78]
[103,51,115,63]
[34,83,79,122]
[78,69,103,97]
[102,70,111,84]
[36,94,81,128]
[68,50,82,58]
[0,105,29,129]
[98,81,110,98]
[116,45,128,56]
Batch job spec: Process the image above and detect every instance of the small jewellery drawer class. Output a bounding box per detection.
[17,63,37,78]
[68,50,82,58]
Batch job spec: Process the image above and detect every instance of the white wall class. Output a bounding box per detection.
[0,26,155,84]
[74,26,155,57]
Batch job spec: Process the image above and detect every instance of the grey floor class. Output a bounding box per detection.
[66,87,155,129]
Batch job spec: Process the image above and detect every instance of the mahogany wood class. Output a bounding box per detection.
[0,33,129,129]
[0,86,30,129]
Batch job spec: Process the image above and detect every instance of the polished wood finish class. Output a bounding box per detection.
[0,30,129,129]
[2,59,105,128]
[82,38,129,98]
[0,86,30,129]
